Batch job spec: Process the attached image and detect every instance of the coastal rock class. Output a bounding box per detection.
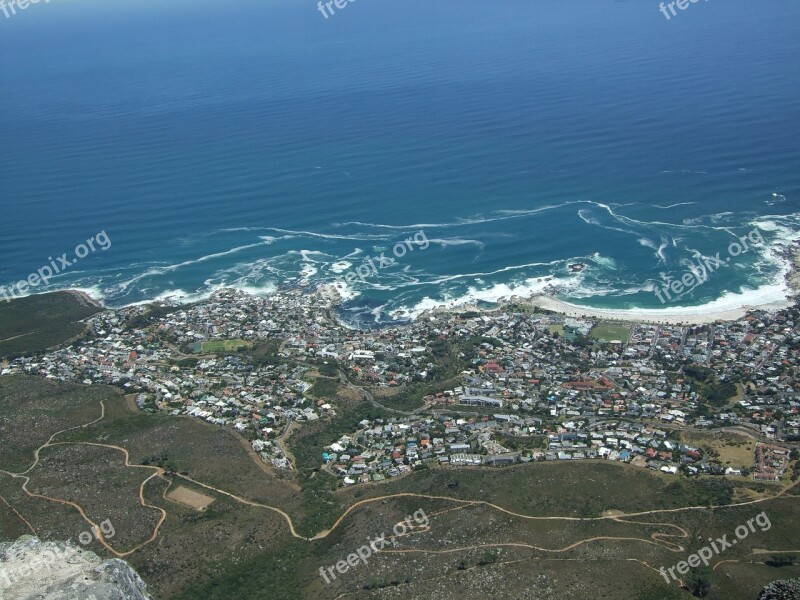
[317,283,342,305]
[0,535,152,600]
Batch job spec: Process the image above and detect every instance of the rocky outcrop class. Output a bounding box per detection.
[757,577,800,600]
[0,535,152,600]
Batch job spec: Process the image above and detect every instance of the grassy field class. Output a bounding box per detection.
[590,322,632,343]
[200,339,253,353]
[0,291,101,359]
[307,376,341,400]
[336,461,747,518]
[683,430,756,471]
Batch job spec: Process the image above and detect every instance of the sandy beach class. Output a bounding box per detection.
[421,290,796,326]
[422,243,800,326]
[513,295,793,326]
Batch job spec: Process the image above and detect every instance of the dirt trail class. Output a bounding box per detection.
[0,493,37,535]
[1,399,797,569]
[0,402,166,557]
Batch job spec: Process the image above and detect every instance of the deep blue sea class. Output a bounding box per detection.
[1,0,799,325]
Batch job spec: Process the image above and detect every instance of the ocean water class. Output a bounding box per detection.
[1,0,799,326]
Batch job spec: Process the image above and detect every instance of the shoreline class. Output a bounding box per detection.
[29,282,800,328]
[508,294,794,326]
[415,294,795,326]
[65,289,104,310]
[420,243,800,325]
[419,281,799,327]
[16,242,800,327]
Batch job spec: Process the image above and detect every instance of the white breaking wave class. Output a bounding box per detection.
[426,238,485,250]
[117,240,275,290]
[638,237,670,263]
[590,253,618,270]
[336,200,606,230]
[268,227,391,241]
[577,209,601,226]
[651,202,698,209]
[394,276,574,319]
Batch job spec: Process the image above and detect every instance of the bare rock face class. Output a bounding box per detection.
[0,536,152,600]
[757,578,800,600]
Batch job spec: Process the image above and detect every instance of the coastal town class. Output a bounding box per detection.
[3,285,799,486]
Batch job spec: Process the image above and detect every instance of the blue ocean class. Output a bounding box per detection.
[1,0,799,325]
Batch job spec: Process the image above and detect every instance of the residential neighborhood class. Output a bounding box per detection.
[3,286,799,484]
